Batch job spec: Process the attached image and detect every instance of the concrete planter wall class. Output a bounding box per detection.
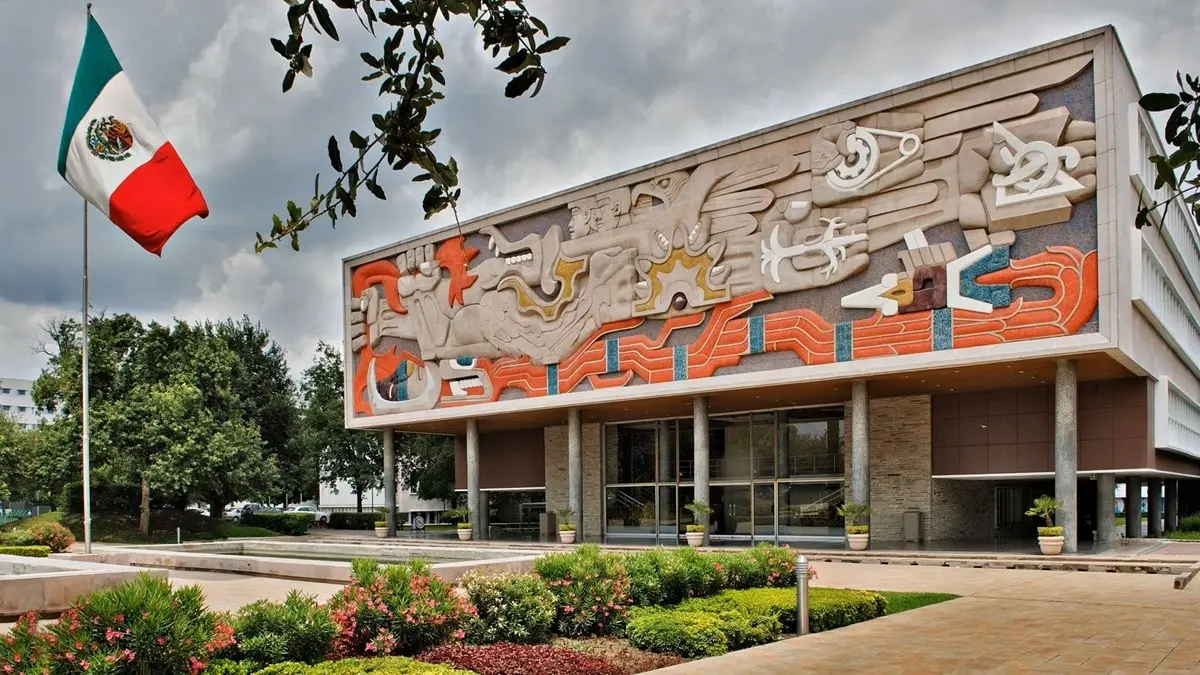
[0,555,166,618]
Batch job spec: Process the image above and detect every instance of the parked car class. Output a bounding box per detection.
[230,503,280,522]
[285,504,330,526]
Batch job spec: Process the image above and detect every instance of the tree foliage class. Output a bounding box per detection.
[1137,74,1200,228]
[259,0,568,252]
[299,341,382,511]
[395,432,455,502]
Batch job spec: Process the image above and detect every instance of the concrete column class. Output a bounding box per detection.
[693,396,710,544]
[382,429,397,537]
[567,408,583,536]
[1053,359,1078,553]
[466,419,481,540]
[1125,476,1141,539]
[1095,474,1115,543]
[1167,479,1180,532]
[849,381,870,510]
[1148,478,1164,537]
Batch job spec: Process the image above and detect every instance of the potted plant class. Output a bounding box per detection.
[442,507,472,541]
[1025,495,1064,555]
[457,521,473,540]
[557,507,577,544]
[683,501,712,546]
[837,501,871,551]
[374,520,388,538]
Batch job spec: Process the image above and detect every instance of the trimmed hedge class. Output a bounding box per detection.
[329,512,381,530]
[0,545,51,558]
[625,607,780,658]
[1179,513,1200,533]
[242,513,312,535]
[677,587,886,633]
[0,531,35,546]
[253,657,471,674]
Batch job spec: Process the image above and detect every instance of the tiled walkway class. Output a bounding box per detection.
[653,562,1200,674]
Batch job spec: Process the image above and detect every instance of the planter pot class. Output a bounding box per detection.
[559,530,577,544]
[685,532,705,547]
[846,533,870,551]
[457,529,472,541]
[1038,535,1064,555]
[374,527,388,539]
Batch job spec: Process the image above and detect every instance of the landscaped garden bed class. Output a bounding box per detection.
[0,544,957,674]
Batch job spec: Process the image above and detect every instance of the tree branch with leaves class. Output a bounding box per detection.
[260,0,569,252]
[1136,73,1200,228]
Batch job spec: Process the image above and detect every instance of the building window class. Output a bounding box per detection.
[0,388,9,394]
[16,406,26,413]
[0,405,9,412]
[408,483,419,496]
[16,389,25,396]
[603,406,845,545]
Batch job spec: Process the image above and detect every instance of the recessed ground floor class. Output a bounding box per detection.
[434,355,1200,551]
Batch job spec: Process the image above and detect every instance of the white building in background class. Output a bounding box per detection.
[318,473,450,523]
[0,378,50,429]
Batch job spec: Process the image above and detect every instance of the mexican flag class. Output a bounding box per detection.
[57,14,208,256]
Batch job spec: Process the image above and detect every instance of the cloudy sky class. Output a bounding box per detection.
[0,0,1197,381]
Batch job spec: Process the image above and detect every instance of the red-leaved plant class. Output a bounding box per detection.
[418,643,624,675]
[23,523,74,554]
[326,558,475,658]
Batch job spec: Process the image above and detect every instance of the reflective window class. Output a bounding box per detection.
[605,423,656,484]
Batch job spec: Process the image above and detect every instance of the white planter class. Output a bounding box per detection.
[457,528,472,541]
[685,532,705,547]
[374,527,388,539]
[1038,535,1064,555]
[559,530,577,544]
[846,533,870,551]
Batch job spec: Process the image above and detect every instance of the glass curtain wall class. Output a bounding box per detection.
[603,407,846,544]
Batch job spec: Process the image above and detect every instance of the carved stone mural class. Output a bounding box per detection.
[346,54,1101,419]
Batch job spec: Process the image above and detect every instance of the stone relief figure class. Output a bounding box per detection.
[348,56,1101,416]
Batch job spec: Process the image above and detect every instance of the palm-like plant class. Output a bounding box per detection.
[684,501,712,533]
[836,501,871,527]
[1024,495,1062,528]
[556,506,576,531]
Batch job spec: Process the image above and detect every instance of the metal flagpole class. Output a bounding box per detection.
[80,1,94,556]
[81,197,92,554]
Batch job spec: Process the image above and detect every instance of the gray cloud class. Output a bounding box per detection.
[0,0,1197,380]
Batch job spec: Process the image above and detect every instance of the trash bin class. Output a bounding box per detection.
[903,510,923,542]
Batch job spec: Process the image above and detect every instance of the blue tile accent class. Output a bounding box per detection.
[455,355,474,367]
[605,338,619,374]
[673,345,688,381]
[834,322,853,362]
[748,315,765,354]
[547,363,559,395]
[960,245,1012,309]
[933,308,953,351]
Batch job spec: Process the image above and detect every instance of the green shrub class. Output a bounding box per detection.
[745,545,799,588]
[0,530,35,546]
[1037,526,1064,537]
[24,521,75,552]
[0,545,51,557]
[460,572,555,645]
[327,559,476,658]
[231,590,337,666]
[208,659,260,675]
[1178,513,1200,533]
[678,587,886,633]
[623,548,725,607]
[707,550,767,590]
[625,609,728,658]
[533,544,631,637]
[330,512,383,530]
[243,512,312,535]
[845,525,869,535]
[255,657,471,674]
[715,609,782,650]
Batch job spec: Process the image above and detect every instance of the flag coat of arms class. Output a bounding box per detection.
[57,14,208,255]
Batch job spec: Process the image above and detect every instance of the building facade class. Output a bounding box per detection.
[341,27,1200,552]
[0,378,49,429]
[318,475,450,522]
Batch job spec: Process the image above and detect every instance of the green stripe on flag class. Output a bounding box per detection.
[57,15,123,178]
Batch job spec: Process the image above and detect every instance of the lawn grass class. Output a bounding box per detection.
[873,590,960,615]
[1164,531,1200,540]
[2,509,278,543]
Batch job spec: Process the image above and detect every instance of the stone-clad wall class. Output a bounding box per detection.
[545,423,603,539]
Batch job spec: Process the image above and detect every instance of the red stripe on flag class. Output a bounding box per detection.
[108,142,208,256]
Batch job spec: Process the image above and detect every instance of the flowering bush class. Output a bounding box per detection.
[533,545,631,637]
[746,544,807,588]
[326,559,475,658]
[623,548,724,607]
[417,643,623,675]
[226,591,337,667]
[23,522,75,553]
[458,573,555,645]
[0,573,234,675]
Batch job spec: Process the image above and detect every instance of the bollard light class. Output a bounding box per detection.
[796,553,810,636]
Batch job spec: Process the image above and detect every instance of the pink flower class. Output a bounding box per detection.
[454,630,465,640]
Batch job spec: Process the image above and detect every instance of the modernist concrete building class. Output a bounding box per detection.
[342,27,1200,552]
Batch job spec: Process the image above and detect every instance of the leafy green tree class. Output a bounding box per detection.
[0,412,23,501]
[299,342,382,511]
[261,0,568,251]
[1137,75,1200,227]
[395,432,455,502]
